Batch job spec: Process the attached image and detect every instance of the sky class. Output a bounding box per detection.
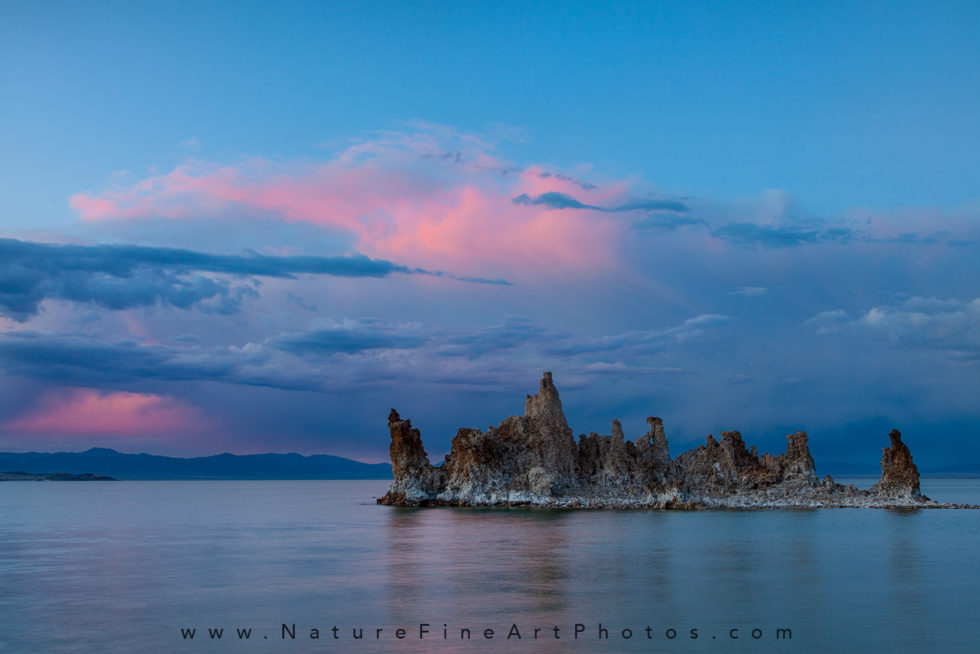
[0,1,978,468]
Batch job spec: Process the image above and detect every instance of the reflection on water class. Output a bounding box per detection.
[385,508,574,653]
[887,513,926,648]
[0,480,978,653]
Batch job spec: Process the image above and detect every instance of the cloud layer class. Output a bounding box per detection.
[808,296,980,360]
[0,124,977,462]
[0,313,730,393]
[69,130,634,277]
[0,237,492,320]
[68,128,978,283]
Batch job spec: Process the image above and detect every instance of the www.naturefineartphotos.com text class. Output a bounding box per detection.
[178,621,793,643]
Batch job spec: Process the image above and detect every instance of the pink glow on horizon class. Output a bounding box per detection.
[3,388,202,437]
[68,134,641,277]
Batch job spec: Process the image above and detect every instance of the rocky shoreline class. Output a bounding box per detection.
[378,372,977,510]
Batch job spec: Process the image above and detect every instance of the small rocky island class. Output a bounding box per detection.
[379,372,975,509]
[0,471,116,481]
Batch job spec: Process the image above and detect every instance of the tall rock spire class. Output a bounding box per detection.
[871,429,921,498]
[378,409,445,505]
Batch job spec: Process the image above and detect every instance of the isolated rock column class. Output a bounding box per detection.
[871,429,921,499]
[379,409,443,505]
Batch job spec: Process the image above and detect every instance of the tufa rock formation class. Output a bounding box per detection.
[378,372,972,509]
[383,409,446,504]
[870,429,921,499]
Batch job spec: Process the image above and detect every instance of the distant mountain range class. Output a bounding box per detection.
[0,447,392,480]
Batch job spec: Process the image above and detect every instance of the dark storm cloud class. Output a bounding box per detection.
[0,313,734,394]
[512,192,689,213]
[0,332,235,385]
[0,238,410,278]
[0,238,506,320]
[271,320,430,356]
[0,331,328,392]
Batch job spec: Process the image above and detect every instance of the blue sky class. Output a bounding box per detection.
[0,1,978,467]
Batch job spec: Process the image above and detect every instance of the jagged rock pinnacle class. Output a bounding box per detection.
[523,371,568,432]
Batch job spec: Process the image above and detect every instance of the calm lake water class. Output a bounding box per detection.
[1,478,978,653]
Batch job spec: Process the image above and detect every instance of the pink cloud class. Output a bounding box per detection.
[3,388,202,437]
[68,129,646,277]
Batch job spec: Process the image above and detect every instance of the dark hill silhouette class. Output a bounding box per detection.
[0,447,391,480]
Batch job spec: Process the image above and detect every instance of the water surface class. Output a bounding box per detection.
[1,479,978,652]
